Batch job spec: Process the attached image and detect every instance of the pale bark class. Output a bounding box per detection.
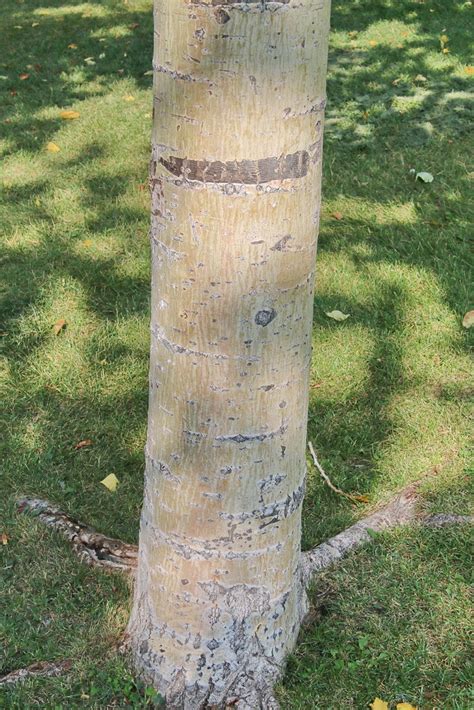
[127,0,331,705]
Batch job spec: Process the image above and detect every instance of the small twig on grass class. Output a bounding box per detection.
[308,441,369,504]
[0,660,72,687]
[17,498,137,574]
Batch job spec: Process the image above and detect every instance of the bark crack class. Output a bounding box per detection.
[151,324,259,362]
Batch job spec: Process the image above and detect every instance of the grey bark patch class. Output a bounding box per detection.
[215,423,287,445]
[255,308,277,326]
[153,63,212,85]
[159,150,311,185]
[214,8,231,23]
[220,478,305,524]
[270,234,292,251]
[146,452,181,484]
[199,581,271,622]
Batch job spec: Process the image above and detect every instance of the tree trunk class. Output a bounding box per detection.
[127,0,331,706]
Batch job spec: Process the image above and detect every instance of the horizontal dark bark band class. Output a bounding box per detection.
[159,149,312,185]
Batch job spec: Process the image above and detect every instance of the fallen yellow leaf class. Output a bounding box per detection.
[124,95,135,102]
[100,473,119,492]
[331,211,344,220]
[68,43,77,49]
[370,700,389,710]
[369,40,377,47]
[82,239,93,247]
[465,66,474,75]
[60,110,80,120]
[46,142,60,153]
[442,48,449,54]
[1,533,9,545]
[53,318,67,335]
[462,310,474,328]
[396,704,417,710]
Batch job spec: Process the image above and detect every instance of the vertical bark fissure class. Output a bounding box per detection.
[128,0,331,705]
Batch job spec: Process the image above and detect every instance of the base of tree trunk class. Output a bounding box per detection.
[123,637,285,709]
[17,492,472,707]
[124,579,307,710]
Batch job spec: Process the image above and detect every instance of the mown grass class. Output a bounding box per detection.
[1,0,472,707]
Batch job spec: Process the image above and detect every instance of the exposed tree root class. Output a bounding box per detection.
[301,483,473,584]
[301,483,419,583]
[0,660,72,687]
[18,496,472,584]
[16,493,472,708]
[17,497,137,574]
[424,513,474,527]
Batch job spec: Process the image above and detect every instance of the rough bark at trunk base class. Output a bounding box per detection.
[18,493,472,705]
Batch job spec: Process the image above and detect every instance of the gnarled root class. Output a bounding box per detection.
[0,660,72,687]
[17,497,137,573]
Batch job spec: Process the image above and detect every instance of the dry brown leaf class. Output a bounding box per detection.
[68,43,77,49]
[60,110,80,120]
[53,319,67,335]
[1,533,9,545]
[74,439,93,450]
[465,66,474,75]
[351,494,370,503]
[19,73,30,80]
[462,310,474,328]
[331,211,343,220]
[46,142,60,153]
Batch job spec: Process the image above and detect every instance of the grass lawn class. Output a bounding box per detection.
[1,0,472,707]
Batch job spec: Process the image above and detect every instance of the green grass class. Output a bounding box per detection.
[1,0,472,707]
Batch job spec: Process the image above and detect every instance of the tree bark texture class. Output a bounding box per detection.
[128,0,331,706]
